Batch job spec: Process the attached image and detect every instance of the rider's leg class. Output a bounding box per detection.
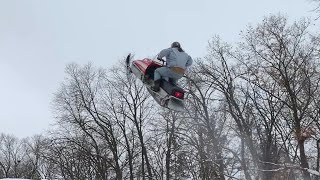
[152,67,170,91]
[154,67,169,81]
[153,67,183,91]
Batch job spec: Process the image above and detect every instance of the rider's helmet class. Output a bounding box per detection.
[171,42,181,48]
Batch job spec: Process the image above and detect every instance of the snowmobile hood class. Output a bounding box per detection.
[132,58,162,75]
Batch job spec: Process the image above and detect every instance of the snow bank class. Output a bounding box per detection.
[0,179,31,180]
[0,179,55,180]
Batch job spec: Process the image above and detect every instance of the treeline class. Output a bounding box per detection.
[1,15,320,180]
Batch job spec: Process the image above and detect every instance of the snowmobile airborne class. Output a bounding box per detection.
[126,54,186,112]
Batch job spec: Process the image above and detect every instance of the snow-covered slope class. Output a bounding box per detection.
[0,179,31,180]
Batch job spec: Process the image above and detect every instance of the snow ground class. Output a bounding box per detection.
[0,179,32,180]
[0,179,31,180]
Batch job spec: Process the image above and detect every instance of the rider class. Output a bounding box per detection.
[151,42,193,92]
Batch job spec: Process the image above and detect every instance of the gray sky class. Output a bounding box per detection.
[0,0,317,138]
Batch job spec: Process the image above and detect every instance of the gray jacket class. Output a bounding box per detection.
[158,48,193,69]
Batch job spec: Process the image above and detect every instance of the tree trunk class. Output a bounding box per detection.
[298,139,311,180]
[241,138,252,180]
[316,139,320,180]
[165,116,175,180]
[141,139,153,179]
[217,147,225,180]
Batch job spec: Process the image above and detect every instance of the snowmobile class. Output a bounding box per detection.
[126,54,186,112]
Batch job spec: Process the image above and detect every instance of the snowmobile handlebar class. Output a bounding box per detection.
[157,57,166,65]
[157,57,165,62]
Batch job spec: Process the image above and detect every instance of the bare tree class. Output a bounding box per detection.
[191,14,320,180]
[196,37,262,179]
[310,0,320,19]
[105,63,156,179]
[0,134,43,179]
[241,15,320,180]
[52,63,124,179]
[20,135,47,179]
[0,133,25,178]
[154,65,239,180]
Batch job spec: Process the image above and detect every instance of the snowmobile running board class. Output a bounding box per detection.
[146,85,187,112]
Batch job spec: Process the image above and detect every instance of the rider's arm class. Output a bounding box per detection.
[157,48,170,59]
[186,55,193,67]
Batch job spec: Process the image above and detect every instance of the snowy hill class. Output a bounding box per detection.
[0,179,50,180]
[0,179,31,180]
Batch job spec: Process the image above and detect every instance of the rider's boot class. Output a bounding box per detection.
[151,80,161,92]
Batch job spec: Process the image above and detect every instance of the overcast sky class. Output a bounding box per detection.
[0,0,318,138]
